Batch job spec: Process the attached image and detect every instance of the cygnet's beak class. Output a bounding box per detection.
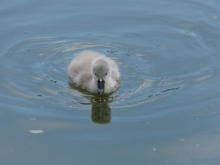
[97,79,105,94]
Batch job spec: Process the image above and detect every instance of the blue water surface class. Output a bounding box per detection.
[1,0,220,164]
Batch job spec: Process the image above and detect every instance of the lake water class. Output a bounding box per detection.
[1,0,220,164]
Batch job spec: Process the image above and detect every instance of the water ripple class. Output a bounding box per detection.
[0,37,216,115]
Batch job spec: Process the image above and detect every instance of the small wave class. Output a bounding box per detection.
[0,38,215,116]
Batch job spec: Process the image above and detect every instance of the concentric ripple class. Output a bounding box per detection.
[0,37,216,116]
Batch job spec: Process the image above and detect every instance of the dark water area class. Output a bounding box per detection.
[1,0,220,164]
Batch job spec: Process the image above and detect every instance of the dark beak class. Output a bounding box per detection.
[97,79,105,94]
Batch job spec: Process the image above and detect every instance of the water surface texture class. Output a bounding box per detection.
[1,0,220,164]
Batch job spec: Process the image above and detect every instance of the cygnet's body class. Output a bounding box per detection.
[68,51,120,94]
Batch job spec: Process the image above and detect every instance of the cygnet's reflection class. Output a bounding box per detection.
[90,95,112,124]
[69,82,113,124]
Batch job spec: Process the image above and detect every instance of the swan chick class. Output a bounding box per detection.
[68,51,120,94]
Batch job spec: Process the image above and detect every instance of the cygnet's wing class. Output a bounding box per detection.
[68,51,102,78]
[107,57,120,81]
[68,51,105,88]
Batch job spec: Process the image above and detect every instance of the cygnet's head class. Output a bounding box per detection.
[91,58,111,94]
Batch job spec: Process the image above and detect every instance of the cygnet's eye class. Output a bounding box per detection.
[105,73,107,76]
[95,73,97,76]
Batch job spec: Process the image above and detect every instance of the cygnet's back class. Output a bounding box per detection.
[68,51,120,94]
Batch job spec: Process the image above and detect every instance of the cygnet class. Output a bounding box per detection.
[68,51,120,94]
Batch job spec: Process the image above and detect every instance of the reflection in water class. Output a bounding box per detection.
[91,97,111,124]
[69,82,113,124]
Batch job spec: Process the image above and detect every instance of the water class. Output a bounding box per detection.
[1,0,220,164]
